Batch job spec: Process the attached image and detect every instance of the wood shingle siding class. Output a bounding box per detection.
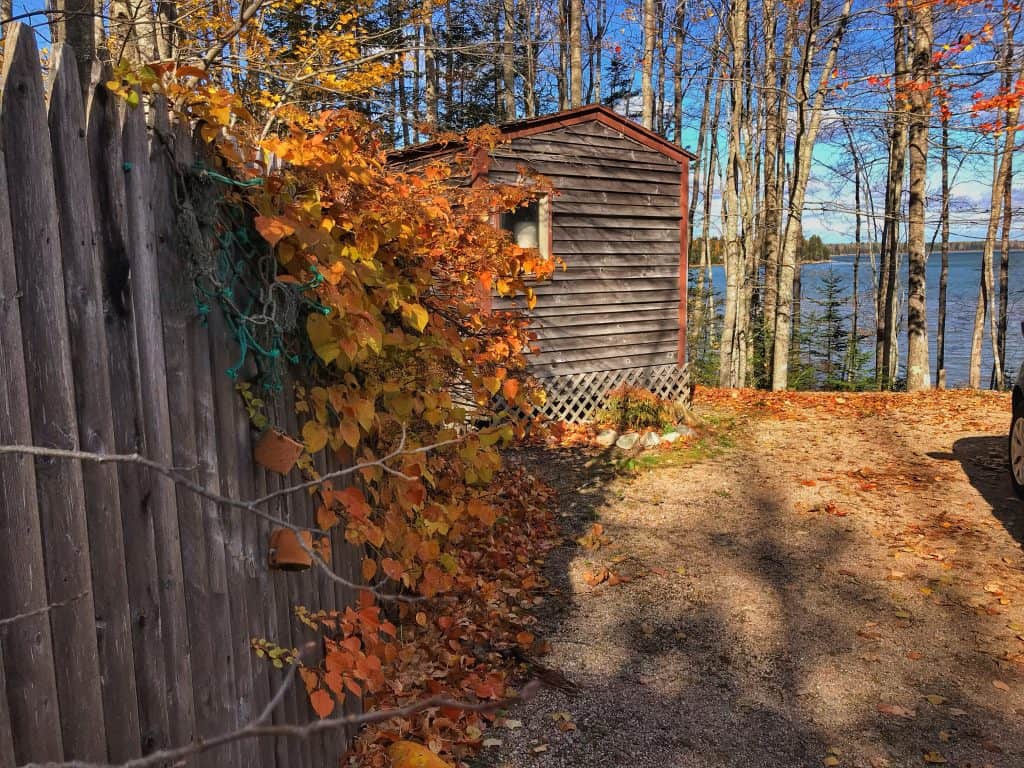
[388,104,694,420]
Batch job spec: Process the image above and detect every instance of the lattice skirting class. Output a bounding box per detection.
[535,363,692,423]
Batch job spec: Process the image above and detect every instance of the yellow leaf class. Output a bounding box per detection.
[307,313,339,364]
[302,420,328,453]
[925,694,946,705]
[823,757,839,767]
[922,751,946,764]
[354,398,375,431]
[387,741,453,768]
[401,302,429,332]
[482,376,501,396]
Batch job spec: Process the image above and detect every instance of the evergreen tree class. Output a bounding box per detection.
[804,268,850,389]
[605,49,639,114]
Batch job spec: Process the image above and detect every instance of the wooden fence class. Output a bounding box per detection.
[0,24,361,767]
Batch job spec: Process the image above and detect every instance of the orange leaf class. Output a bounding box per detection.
[361,557,377,581]
[316,503,339,531]
[254,215,296,247]
[467,499,497,526]
[337,487,370,520]
[516,631,535,648]
[381,557,404,580]
[339,420,360,449]
[309,689,334,719]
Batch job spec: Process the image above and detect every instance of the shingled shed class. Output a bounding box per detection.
[391,104,695,422]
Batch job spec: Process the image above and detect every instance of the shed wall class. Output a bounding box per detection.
[487,120,684,379]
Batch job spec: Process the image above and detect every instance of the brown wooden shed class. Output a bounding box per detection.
[391,104,695,422]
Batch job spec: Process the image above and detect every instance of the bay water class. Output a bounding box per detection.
[698,250,1024,388]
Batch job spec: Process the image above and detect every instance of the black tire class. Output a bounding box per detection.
[1011,397,1024,500]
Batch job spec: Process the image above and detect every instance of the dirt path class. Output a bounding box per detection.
[486,390,1024,768]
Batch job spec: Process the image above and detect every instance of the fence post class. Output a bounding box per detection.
[48,43,143,762]
[0,23,107,761]
[122,85,197,749]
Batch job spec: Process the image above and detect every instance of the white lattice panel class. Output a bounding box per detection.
[536,364,692,423]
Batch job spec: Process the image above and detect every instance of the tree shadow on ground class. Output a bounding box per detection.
[490,413,1024,768]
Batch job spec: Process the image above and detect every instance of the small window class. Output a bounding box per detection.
[500,195,550,259]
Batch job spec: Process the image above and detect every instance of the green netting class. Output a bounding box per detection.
[175,162,328,391]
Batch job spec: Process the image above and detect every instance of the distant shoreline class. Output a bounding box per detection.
[827,242,1024,256]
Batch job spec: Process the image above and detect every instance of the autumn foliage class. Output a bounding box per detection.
[112,65,564,765]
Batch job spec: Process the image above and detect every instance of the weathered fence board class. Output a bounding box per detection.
[151,97,227,768]
[1,26,107,761]
[122,89,199,750]
[86,64,174,755]
[0,24,361,767]
[47,44,142,763]
[0,53,64,763]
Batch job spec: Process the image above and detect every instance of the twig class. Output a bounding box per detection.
[0,591,90,630]
[21,679,542,768]
[0,425,472,601]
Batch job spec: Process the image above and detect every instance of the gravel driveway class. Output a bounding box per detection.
[484,391,1024,768]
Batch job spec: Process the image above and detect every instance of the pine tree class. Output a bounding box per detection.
[805,268,850,389]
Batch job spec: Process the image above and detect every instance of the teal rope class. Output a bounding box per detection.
[192,161,264,188]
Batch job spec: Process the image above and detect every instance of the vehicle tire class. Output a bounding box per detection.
[1011,398,1024,500]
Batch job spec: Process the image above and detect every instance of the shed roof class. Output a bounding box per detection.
[387,104,697,166]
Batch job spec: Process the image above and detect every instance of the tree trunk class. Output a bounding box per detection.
[593,0,604,102]
[996,143,1012,386]
[846,121,862,385]
[876,9,907,389]
[760,0,782,378]
[422,0,439,129]
[936,109,949,386]
[557,0,569,110]
[718,0,747,387]
[771,0,852,390]
[656,1,667,133]
[904,0,932,391]
[994,15,1017,388]
[110,0,158,64]
[523,0,538,116]
[502,0,517,119]
[641,0,656,129]
[970,29,1019,389]
[52,0,97,89]
[570,0,582,107]
[671,0,685,141]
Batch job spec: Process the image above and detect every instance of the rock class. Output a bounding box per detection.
[661,431,681,444]
[615,432,640,450]
[639,431,661,449]
[595,428,618,448]
[672,424,697,439]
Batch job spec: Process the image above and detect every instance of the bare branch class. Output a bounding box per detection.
[21,678,542,768]
[0,591,89,631]
[0,424,476,602]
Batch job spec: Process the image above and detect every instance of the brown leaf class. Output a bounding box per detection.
[992,679,1010,691]
[922,751,947,764]
[877,703,915,719]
